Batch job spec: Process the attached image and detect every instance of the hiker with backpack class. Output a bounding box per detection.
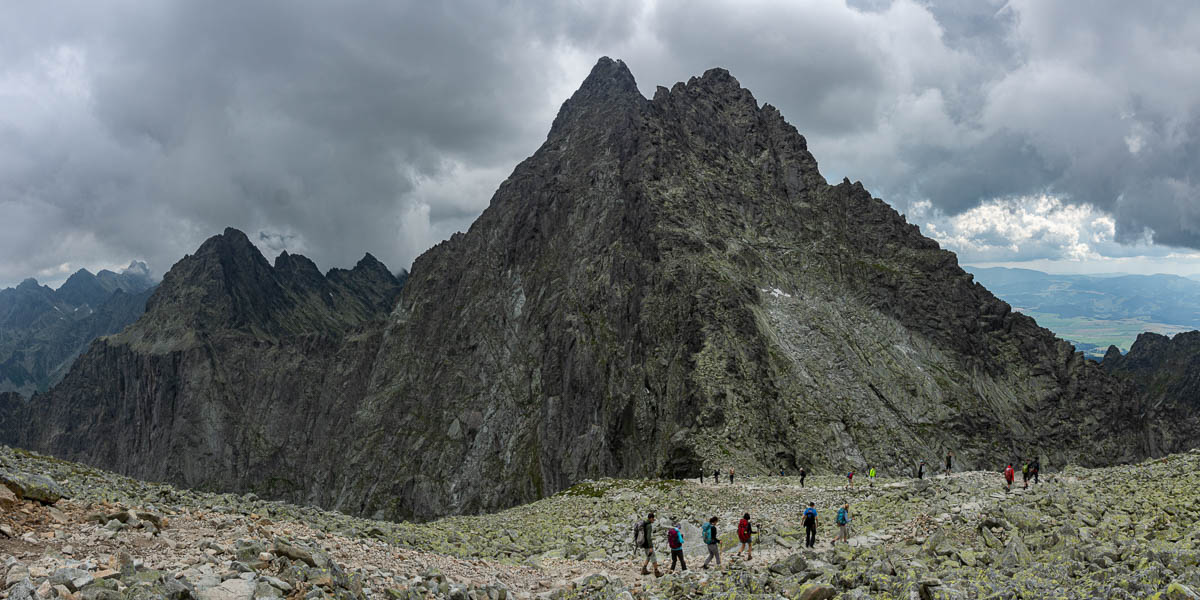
[802,502,818,548]
[1022,460,1031,489]
[1031,458,1040,484]
[667,519,687,572]
[736,513,754,560]
[714,468,720,484]
[846,471,854,488]
[729,468,735,484]
[945,452,953,476]
[834,503,851,545]
[634,512,662,577]
[1004,463,1016,492]
[799,467,807,488]
[918,460,926,479]
[868,465,876,487]
[701,516,721,569]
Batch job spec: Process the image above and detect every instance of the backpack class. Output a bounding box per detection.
[836,508,848,526]
[1023,464,1030,475]
[738,519,750,540]
[702,523,716,545]
[633,520,646,547]
[803,508,816,527]
[667,527,682,549]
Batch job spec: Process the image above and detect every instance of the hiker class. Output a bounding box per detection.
[1004,463,1015,491]
[799,467,807,488]
[634,512,662,577]
[803,502,818,548]
[714,468,720,484]
[700,470,704,484]
[667,519,687,572]
[1022,460,1031,489]
[780,468,785,477]
[1031,458,1040,484]
[729,468,735,484]
[918,460,926,480]
[846,471,854,488]
[736,513,754,560]
[868,465,876,487]
[945,452,953,476]
[701,516,721,569]
[834,503,851,545]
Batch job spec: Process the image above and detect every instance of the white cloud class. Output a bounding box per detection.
[910,194,1143,263]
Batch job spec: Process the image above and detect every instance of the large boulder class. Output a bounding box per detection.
[0,470,65,504]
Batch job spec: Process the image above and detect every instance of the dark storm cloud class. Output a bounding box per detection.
[2,0,1200,287]
[0,1,640,286]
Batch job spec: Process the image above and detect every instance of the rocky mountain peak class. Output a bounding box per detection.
[548,57,644,140]
[575,56,639,99]
[119,227,403,351]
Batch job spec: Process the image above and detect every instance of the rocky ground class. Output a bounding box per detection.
[4,446,1200,599]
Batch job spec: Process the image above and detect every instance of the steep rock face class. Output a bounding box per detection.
[322,59,1154,519]
[6,59,1183,521]
[0,264,156,396]
[14,228,404,499]
[1102,332,1200,455]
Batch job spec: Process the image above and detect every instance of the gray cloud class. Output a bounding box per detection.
[1,0,1199,287]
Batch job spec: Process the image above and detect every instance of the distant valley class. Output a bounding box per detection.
[964,266,1200,357]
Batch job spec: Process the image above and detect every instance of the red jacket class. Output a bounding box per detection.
[1004,465,1015,482]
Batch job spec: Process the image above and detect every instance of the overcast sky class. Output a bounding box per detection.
[3,0,1200,288]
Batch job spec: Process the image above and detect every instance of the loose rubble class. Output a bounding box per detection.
[4,446,1200,598]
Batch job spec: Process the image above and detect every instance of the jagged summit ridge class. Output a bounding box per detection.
[123,227,403,350]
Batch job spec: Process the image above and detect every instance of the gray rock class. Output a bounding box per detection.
[197,578,255,600]
[0,471,65,504]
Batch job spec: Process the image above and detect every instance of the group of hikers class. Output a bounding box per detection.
[633,503,853,577]
[1003,458,1041,490]
[641,452,1046,576]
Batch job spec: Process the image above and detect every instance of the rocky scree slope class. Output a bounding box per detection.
[0,264,155,397]
[4,445,1200,600]
[6,229,404,503]
[2,58,1188,522]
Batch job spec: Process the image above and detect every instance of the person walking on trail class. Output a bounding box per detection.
[834,503,851,545]
[701,516,721,569]
[714,468,720,484]
[945,452,953,476]
[667,519,687,572]
[1031,458,1040,484]
[634,512,662,577]
[803,502,818,548]
[1004,463,1016,492]
[780,468,785,477]
[868,466,876,487]
[799,467,807,488]
[846,471,854,488]
[1021,460,1031,489]
[729,468,735,484]
[736,513,754,560]
[918,460,926,480]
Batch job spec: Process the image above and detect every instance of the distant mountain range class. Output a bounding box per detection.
[0,262,157,396]
[964,266,1200,356]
